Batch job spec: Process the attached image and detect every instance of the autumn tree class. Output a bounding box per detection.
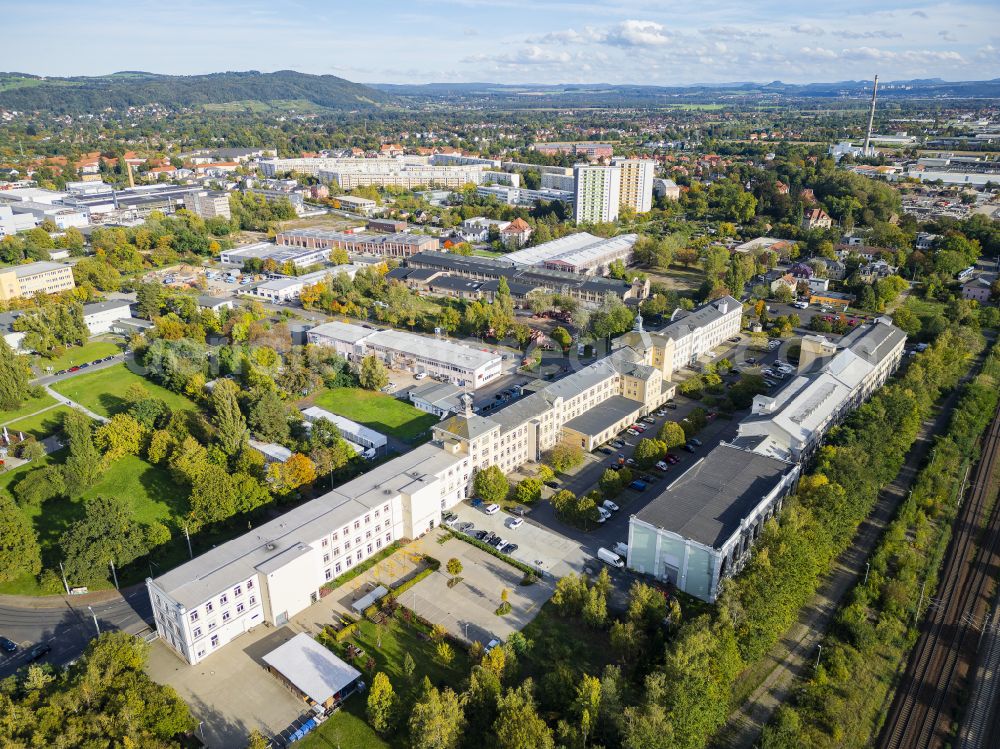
[494,680,555,749]
[409,678,465,749]
[358,354,390,391]
[367,672,397,733]
[0,338,30,410]
[0,491,42,583]
[94,413,146,464]
[473,465,509,505]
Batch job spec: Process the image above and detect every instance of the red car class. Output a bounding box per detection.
[68,366,80,372]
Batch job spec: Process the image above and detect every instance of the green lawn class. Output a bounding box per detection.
[0,392,57,426]
[5,405,73,438]
[52,363,196,417]
[34,339,122,373]
[298,701,389,749]
[309,388,439,442]
[0,450,184,595]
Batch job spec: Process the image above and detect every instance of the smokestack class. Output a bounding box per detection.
[862,74,879,157]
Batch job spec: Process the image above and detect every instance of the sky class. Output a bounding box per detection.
[4,0,1000,85]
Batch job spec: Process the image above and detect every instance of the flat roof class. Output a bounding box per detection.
[635,444,795,549]
[563,395,644,436]
[301,406,388,448]
[263,633,361,704]
[6,261,70,278]
[503,232,637,268]
[82,299,132,315]
[308,321,372,345]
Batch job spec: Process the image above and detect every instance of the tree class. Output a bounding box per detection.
[572,675,602,748]
[247,729,270,749]
[0,339,30,410]
[473,465,509,505]
[658,420,687,448]
[447,557,463,576]
[494,680,555,749]
[583,584,608,628]
[0,491,42,582]
[545,442,584,473]
[633,438,665,467]
[61,496,147,583]
[436,641,455,665]
[403,651,416,681]
[94,413,146,464]
[248,389,290,442]
[409,678,465,749]
[63,410,102,496]
[367,671,396,733]
[358,354,390,391]
[212,379,248,457]
[550,326,573,353]
[268,453,317,494]
[512,477,542,504]
[599,468,623,498]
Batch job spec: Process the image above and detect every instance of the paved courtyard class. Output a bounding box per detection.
[396,536,555,646]
[146,625,306,749]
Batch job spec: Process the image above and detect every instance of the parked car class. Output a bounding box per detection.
[500,543,518,554]
[655,410,667,417]
[666,454,680,464]
[597,547,625,568]
[746,357,757,364]
[54,369,66,376]
[596,507,611,523]
[642,417,656,424]
[610,440,625,448]
[474,530,489,540]
[0,636,16,653]
[628,480,647,491]
[689,438,703,447]
[507,517,524,530]
[625,458,637,466]
[484,503,500,515]
[485,638,502,652]
[471,498,484,508]
[656,460,670,471]
[599,447,614,455]
[544,480,559,489]
[684,444,697,453]
[612,541,629,557]
[793,300,809,309]
[28,643,51,662]
[665,402,678,410]
[491,537,506,549]
[626,428,640,436]
[414,372,427,380]
[729,336,741,342]
[602,499,619,512]
[456,522,474,533]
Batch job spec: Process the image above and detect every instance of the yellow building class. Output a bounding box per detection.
[0,261,76,301]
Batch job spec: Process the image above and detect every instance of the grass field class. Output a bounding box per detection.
[5,405,73,438]
[309,388,439,442]
[0,392,57,425]
[298,701,389,749]
[52,363,196,417]
[0,451,182,595]
[35,339,121,373]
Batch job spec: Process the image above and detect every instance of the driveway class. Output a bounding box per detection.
[396,536,555,647]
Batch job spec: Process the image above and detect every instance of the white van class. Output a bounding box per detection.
[597,547,625,568]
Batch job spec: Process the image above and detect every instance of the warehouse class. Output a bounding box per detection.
[219,242,330,269]
[628,445,800,602]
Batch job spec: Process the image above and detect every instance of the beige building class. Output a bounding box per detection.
[613,158,655,214]
[188,191,232,221]
[0,261,76,301]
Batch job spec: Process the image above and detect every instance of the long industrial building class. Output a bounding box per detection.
[628,316,906,602]
[258,156,487,188]
[275,228,439,259]
[0,261,76,301]
[307,321,504,389]
[148,296,762,665]
[502,232,638,276]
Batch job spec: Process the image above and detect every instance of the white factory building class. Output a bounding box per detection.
[219,242,330,269]
[248,265,369,303]
[82,299,134,335]
[301,406,388,454]
[502,232,638,276]
[307,321,504,389]
[148,296,762,665]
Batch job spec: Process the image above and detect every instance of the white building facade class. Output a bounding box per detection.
[573,165,621,224]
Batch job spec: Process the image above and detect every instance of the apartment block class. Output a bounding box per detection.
[574,165,621,224]
[612,158,655,214]
[188,191,232,221]
[0,261,76,301]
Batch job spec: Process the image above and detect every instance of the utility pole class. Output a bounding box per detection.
[109,559,119,590]
[864,561,870,585]
[59,561,70,595]
[183,525,193,559]
[914,579,927,626]
[87,606,100,636]
[862,74,879,157]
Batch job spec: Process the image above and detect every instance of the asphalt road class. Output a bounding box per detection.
[33,352,128,386]
[0,585,153,678]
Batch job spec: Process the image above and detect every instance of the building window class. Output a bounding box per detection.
[234,585,242,597]
[344,540,351,550]
[222,611,231,622]
[367,543,373,554]
[210,635,219,648]
[345,557,352,568]
[354,521,361,530]
[219,594,228,605]
[383,504,389,513]
[321,539,328,547]
[247,580,254,590]
[325,569,332,581]
[236,603,245,613]
[365,531,372,540]
[190,611,199,622]
[335,563,342,574]
[323,554,330,563]
[208,621,217,630]
[376,538,382,549]
[205,602,214,613]
[193,627,202,638]
[249,596,257,606]
[364,514,370,524]
[197,649,206,659]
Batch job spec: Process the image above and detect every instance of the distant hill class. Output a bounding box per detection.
[0,70,394,113]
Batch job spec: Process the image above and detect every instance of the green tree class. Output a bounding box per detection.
[60,496,147,583]
[358,354,390,391]
[545,442,584,473]
[0,491,42,582]
[550,326,573,353]
[494,680,555,749]
[512,477,542,504]
[94,413,146,464]
[247,728,270,749]
[248,388,290,443]
[409,678,465,749]
[367,671,396,733]
[633,438,665,467]
[212,378,248,457]
[473,465,509,504]
[573,674,602,748]
[447,557,463,576]
[658,420,687,448]
[63,410,102,496]
[0,339,30,410]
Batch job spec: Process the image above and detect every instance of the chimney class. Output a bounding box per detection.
[461,392,474,418]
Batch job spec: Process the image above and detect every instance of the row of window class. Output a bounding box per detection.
[324,534,390,580]
[189,579,254,623]
[191,596,257,640]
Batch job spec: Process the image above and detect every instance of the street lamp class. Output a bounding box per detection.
[864,562,870,585]
[87,606,100,636]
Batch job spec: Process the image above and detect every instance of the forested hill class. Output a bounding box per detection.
[0,70,394,113]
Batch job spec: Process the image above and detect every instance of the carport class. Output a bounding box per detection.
[262,633,362,709]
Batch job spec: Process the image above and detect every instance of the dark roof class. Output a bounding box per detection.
[562,395,644,436]
[429,276,482,292]
[635,444,795,549]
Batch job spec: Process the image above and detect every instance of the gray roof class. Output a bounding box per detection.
[9,261,68,278]
[197,295,231,308]
[635,444,795,548]
[660,296,742,341]
[563,395,644,436]
[262,633,361,704]
[82,299,132,316]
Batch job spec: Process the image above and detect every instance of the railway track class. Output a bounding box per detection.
[879,404,1000,749]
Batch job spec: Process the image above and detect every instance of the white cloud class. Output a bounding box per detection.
[833,29,903,39]
[604,19,675,47]
[791,23,825,36]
